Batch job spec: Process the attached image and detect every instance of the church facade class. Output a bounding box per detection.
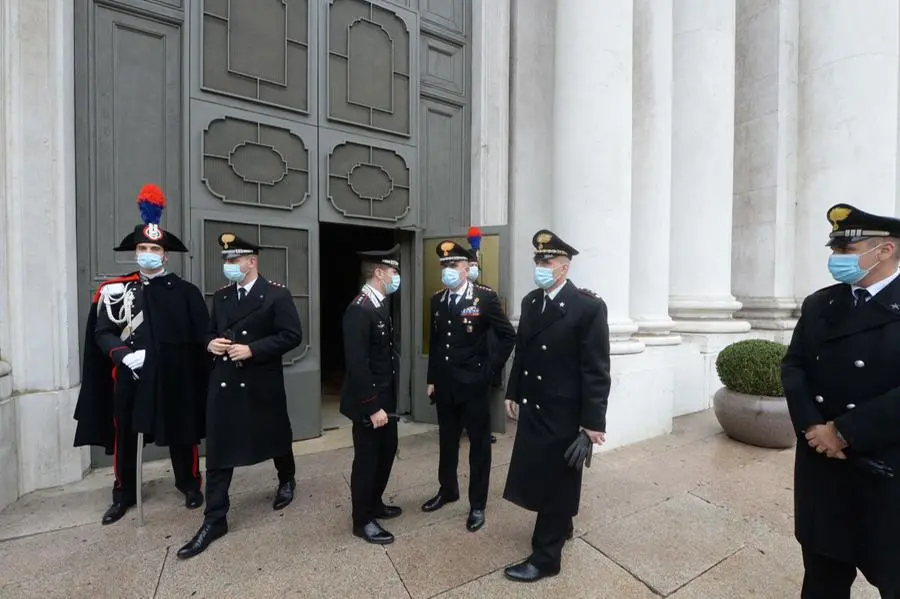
[0,0,890,509]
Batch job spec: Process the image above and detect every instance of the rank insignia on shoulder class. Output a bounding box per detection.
[270,281,284,288]
[353,294,368,305]
[579,288,600,299]
[432,289,444,296]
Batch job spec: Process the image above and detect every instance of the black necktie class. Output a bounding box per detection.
[854,288,870,308]
[238,287,246,302]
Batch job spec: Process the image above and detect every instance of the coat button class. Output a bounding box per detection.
[815,395,823,403]
[524,370,528,376]
[536,404,541,410]
[522,398,528,404]
[541,345,547,350]
[242,330,247,336]
[223,356,228,361]
[846,403,856,409]
[537,375,542,380]
[221,382,227,388]
[854,360,865,368]
[445,356,449,361]
[240,383,246,388]
[447,332,451,336]
[446,344,450,348]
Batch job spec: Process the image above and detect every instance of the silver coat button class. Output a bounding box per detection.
[445,356,449,361]
[815,395,823,403]
[223,356,228,361]
[522,398,528,404]
[220,382,227,388]
[524,371,528,376]
[537,375,542,380]
[854,360,865,368]
[846,403,856,409]
[541,345,547,350]
[240,383,246,388]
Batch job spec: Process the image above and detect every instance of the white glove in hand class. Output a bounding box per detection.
[122,350,145,371]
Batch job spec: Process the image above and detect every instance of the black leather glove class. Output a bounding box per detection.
[564,430,593,471]
[852,456,894,478]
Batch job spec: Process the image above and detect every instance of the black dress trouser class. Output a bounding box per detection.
[801,548,897,599]
[203,453,296,524]
[529,512,573,573]
[350,420,398,527]
[435,384,491,509]
[112,367,201,504]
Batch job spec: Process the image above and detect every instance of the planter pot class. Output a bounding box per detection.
[712,387,795,449]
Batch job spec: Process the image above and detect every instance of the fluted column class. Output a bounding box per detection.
[795,0,900,299]
[670,0,749,333]
[630,0,680,346]
[552,0,642,354]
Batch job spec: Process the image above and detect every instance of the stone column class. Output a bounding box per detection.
[732,0,800,330]
[795,0,900,299]
[552,0,643,354]
[508,0,555,316]
[1,0,86,496]
[670,0,749,333]
[630,0,680,346]
[471,0,510,228]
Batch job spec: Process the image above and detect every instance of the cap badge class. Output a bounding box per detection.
[220,233,235,249]
[828,207,852,232]
[143,224,163,241]
[536,232,552,249]
[440,241,454,257]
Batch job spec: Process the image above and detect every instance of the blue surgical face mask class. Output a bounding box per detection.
[467,265,480,281]
[136,252,163,271]
[385,273,400,295]
[533,266,556,290]
[223,263,247,283]
[827,245,882,285]
[442,267,461,288]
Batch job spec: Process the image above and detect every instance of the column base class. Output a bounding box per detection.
[669,296,750,333]
[735,297,799,330]
[633,318,682,346]
[0,362,17,512]
[609,321,646,355]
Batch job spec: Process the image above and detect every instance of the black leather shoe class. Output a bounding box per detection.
[184,490,204,509]
[101,501,134,525]
[421,492,459,512]
[466,509,485,532]
[503,560,559,582]
[177,521,228,559]
[375,504,403,519]
[273,479,296,510]
[353,520,394,545]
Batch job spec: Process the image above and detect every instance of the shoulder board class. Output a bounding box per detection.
[217,283,232,292]
[91,273,140,304]
[579,287,601,300]
[474,283,495,293]
[352,293,370,306]
[269,281,285,288]
[432,288,445,296]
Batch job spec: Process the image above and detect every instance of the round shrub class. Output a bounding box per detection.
[715,339,787,397]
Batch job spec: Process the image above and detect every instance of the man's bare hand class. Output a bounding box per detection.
[583,429,606,446]
[805,422,848,459]
[505,399,518,420]
[370,409,389,429]
[226,343,253,361]
[208,337,231,356]
[427,384,434,397]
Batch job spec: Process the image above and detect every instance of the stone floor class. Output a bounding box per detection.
[0,410,881,598]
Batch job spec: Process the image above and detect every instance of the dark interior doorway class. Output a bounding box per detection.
[320,222,398,430]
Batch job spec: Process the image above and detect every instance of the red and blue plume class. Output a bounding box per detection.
[136,184,166,225]
[467,226,482,250]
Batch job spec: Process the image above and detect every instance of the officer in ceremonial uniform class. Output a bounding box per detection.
[502,229,610,582]
[178,233,303,558]
[340,245,403,544]
[423,240,516,532]
[74,184,207,525]
[465,226,498,444]
[781,204,900,598]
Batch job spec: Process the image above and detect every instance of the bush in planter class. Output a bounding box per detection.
[715,339,787,397]
[713,339,793,449]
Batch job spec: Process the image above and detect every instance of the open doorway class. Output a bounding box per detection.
[319,223,401,430]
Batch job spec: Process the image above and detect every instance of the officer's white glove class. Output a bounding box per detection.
[122,350,145,371]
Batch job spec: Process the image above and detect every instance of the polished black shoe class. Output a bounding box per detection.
[184,489,204,509]
[503,559,559,582]
[176,521,228,559]
[101,501,134,525]
[273,478,296,510]
[353,520,395,545]
[421,492,459,512]
[466,509,485,532]
[375,504,403,519]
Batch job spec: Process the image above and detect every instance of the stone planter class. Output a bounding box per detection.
[712,387,795,449]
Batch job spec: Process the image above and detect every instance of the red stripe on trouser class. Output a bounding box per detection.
[112,416,120,489]
[192,445,202,486]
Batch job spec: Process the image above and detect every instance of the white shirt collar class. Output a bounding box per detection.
[140,269,166,280]
[238,277,258,294]
[852,268,900,298]
[451,281,469,296]
[545,280,565,301]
